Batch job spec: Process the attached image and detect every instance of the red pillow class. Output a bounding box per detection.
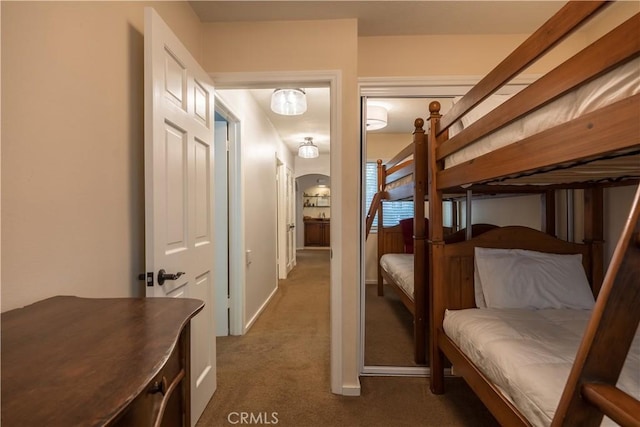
[399,218,429,254]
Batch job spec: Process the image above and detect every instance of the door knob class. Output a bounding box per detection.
[157,269,185,286]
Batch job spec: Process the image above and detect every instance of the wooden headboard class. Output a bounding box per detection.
[434,226,594,315]
[378,223,405,256]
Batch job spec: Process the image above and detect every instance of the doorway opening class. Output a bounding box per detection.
[213,71,343,393]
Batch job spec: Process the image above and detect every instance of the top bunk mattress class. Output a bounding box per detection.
[445,57,640,170]
[443,308,640,427]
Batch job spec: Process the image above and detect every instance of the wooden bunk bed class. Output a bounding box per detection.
[365,124,553,365]
[366,125,551,366]
[425,1,640,425]
[366,121,431,364]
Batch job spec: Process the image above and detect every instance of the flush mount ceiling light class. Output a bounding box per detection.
[366,105,388,131]
[271,88,307,115]
[298,137,319,159]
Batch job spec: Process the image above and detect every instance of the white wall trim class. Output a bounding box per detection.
[341,384,362,397]
[244,284,279,332]
[208,70,346,395]
[361,366,429,377]
[359,74,540,96]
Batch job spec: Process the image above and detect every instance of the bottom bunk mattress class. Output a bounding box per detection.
[443,308,640,427]
[379,253,414,299]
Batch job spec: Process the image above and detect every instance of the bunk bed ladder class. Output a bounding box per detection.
[365,191,384,239]
[552,184,640,427]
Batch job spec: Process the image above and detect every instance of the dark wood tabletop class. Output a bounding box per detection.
[1,296,204,426]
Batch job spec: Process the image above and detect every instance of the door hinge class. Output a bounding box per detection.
[226,139,230,152]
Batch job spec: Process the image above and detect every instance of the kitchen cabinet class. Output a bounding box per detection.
[304,220,330,247]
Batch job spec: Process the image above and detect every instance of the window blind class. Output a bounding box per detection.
[365,162,414,229]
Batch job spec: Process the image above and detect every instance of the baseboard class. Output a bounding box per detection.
[244,285,279,332]
[341,383,361,396]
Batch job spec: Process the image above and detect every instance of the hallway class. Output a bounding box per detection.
[196,249,497,426]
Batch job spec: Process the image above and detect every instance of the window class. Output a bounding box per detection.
[365,162,414,229]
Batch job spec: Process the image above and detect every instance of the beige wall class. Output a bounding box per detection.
[1,1,202,311]
[358,33,587,78]
[215,89,294,330]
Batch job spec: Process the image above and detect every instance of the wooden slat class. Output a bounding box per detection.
[365,191,384,238]
[552,185,640,426]
[385,142,414,170]
[386,183,414,201]
[581,383,640,427]
[479,155,640,186]
[437,95,640,190]
[386,162,414,186]
[438,13,640,160]
[439,0,608,133]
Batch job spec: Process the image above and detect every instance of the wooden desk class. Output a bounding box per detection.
[1,296,204,426]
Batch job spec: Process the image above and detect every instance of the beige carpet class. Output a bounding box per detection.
[364,282,419,367]
[196,249,498,426]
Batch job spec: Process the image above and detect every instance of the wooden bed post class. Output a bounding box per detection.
[542,189,556,236]
[427,101,445,393]
[377,159,386,296]
[413,118,427,365]
[583,186,604,296]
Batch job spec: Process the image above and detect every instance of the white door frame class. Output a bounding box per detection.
[212,70,343,394]
[214,98,245,337]
[276,159,285,279]
[276,161,295,279]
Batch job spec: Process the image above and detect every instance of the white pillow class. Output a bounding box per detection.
[474,247,595,310]
[473,256,487,308]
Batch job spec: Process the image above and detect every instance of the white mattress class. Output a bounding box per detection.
[379,253,414,298]
[443,308,640,426]
[445,57,640,169]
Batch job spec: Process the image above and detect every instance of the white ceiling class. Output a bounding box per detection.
[201,1,567,156]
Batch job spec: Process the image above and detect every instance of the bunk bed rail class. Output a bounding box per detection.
[433,4,640,190]
[552,185,640,426]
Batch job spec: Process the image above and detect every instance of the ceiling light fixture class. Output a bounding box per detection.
[271,88,307,115]
[298,137,319,159]
[366,105,388,131]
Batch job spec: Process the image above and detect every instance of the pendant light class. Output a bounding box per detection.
[271,88,307,115]
[298,137,319,158]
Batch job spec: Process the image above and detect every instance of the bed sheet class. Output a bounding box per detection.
[380,253,414,298]
[443,308,639,427]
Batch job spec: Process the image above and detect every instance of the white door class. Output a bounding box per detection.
[144,8,216,425]
[286,167,296,273]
